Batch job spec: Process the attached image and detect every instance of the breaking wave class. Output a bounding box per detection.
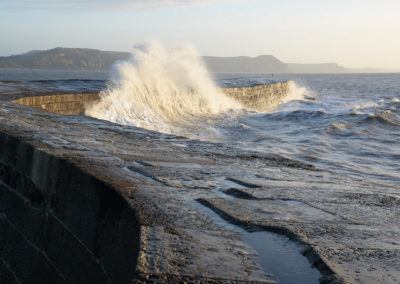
[85,41,241,134]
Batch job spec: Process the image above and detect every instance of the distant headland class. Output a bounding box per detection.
[0,47,391,73]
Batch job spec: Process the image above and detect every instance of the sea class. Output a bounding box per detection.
[0,67,399,188]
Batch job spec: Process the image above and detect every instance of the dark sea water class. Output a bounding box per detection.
[215,73,400,187]
[1,68,399,187]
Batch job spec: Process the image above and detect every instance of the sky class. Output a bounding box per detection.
[0,0,399,69]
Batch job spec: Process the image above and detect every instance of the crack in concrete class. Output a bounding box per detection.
[0,213,69,283]
[0,254,22,284]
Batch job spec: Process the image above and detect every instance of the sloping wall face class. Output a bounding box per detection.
[12,93,100,115]
[12,82,293,115]
[0,133,140,284]
[220,82,293,111]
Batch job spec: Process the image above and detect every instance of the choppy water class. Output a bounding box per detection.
[215,73,400,187]
[1,68,399,187]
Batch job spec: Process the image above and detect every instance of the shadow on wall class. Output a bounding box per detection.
[0,132,140,283]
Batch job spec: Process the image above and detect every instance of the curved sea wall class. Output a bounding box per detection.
[12,81,294,115]
[1,81,294,283]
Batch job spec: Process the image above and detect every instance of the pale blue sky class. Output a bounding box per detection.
[0,0,399,69]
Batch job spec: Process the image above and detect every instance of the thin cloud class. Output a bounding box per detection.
[1,0,237,10]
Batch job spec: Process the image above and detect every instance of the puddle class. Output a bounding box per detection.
[244,231,322,284]
[196,200,323,284]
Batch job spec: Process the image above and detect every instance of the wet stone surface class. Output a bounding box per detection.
[0,95,399,283]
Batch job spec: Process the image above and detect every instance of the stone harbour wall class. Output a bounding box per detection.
[11,81,294,115]
[220,81,293,111]
[12,93,100,115]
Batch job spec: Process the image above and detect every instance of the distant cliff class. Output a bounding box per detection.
[0,47,380,73]
[0,48,130,70]
[203,55,289,73]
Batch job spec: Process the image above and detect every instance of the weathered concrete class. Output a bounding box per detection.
[220,82,293,111]
[12,93,100,115]
[0,87,399,283]
[11,82,294,115]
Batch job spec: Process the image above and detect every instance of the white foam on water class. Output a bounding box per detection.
[281,82,308,104]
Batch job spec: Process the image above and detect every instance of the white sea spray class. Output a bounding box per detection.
[85,41,241,134]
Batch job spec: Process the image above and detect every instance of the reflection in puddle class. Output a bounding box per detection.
[197,200,322,283]
[244,231,321,284]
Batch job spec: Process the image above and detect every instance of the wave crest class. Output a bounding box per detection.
[368,110,400,126]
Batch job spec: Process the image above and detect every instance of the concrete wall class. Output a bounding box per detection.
[0,132,140,283]
[12,93,100,115]
[12,81,293,115]
[220,81,293,111]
